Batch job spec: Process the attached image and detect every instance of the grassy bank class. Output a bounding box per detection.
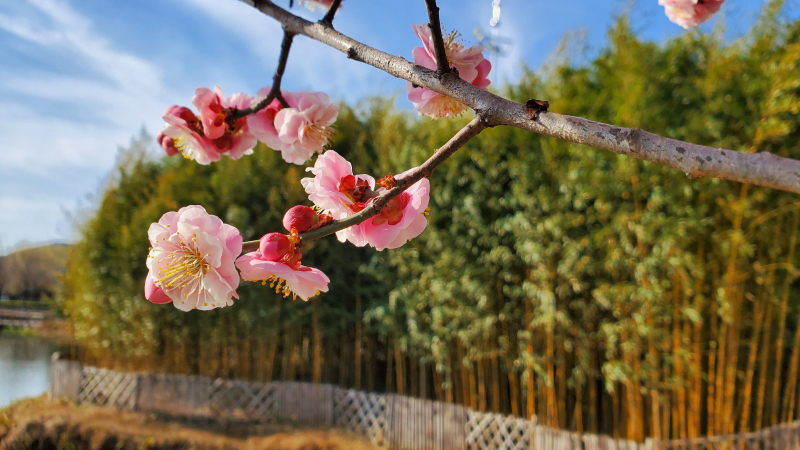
[0,396,376,450]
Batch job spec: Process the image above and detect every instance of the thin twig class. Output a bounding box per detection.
[423,0,451,74]
[319,0,343,27]
[240,115,488,252]
[237,0,800,195]
[231,30,294,119]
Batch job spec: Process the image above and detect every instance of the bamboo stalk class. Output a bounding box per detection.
[395,338,405,395]
[770,212,799,425]
[737,278,768,431]
[491,336,501,413]
[386,335,394,392]
[355,274,362,390]
[689,241,706,438]
[409,348,418,397]
[590,341,599,433]
[311,297,322,383]
[754,278,775,430]
[673,273,687,439]
[781,312,800,422]
[525,301,536,420]
[502,320,521,417]
[707,264,720,435]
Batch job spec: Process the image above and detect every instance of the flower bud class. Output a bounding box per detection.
[157,132,179,156]
[259,233,293,261]
[283,205,320,233]
[144,274,172,304]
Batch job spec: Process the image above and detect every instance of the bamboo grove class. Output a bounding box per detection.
[60,5,800,442]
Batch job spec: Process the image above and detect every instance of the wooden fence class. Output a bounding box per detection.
[48,356,800,450]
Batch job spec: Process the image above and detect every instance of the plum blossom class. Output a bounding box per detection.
[248,87,293,152]
[300,0,343,12]
[272,92,339,164]
[407,24,491,118]
[659,0,724,29]
[192,86,257,159]
[161,105,220,165]
[146,205,241,311]
[236,233,329,301]
[359,177,430,251]
[301,150,375,246]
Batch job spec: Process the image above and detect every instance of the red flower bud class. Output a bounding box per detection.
[156,132,179,156]
[283,205,320,233]
[259,233,293,261]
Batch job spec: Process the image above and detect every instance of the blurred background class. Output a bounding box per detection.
[2,0,800,444]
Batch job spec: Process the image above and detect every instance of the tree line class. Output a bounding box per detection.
[60,5,800,441]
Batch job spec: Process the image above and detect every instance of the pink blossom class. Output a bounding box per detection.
[272,92,339,164]
[192,86,257,159]
[660,0,724,29]
[300,0,343,12]
[193,86,227,139]
[359,178,430,251]
[236,251,330,301]
[218,92,257,159]
[300,150,374,246]
[406,24,492,118]
[248,87,293,152]
[146,205,241,311]
[161,106,220,165]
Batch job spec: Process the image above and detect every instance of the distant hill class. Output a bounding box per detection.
[0,244,71,300]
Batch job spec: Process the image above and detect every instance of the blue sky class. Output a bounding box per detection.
[0,0,795,250]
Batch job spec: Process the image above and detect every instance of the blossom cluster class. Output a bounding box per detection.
[144,150,430,310]
[659,0,725,29]
[406,24,491,119]
[158,86,339,166]
[144,23,489,311]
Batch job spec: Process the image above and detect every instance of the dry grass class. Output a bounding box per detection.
[1,396,378,450]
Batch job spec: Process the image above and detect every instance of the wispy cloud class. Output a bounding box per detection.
[0,0,170,245]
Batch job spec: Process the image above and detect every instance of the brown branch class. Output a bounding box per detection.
[231,30,294,119]
[423,0,451,74]
[319,0,343,27]
[241,115,488,252]
[237,0,800,194]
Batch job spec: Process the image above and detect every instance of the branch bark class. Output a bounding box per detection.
[238,0,800,194]
[423,0,451,74]
[231,29,294,119]
[319,0,343,27]
[241,115,488,252]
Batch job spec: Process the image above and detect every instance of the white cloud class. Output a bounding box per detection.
[0,0,170,245]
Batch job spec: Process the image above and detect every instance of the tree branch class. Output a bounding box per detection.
[237,0,800,194]
[240,115,488,252]
[319,0,343,27]
[423,0,451,74]
[231,29,294,119]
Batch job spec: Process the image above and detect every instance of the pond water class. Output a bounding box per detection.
[0,334,57,408]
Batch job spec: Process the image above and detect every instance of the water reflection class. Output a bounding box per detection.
[0,334,57,408]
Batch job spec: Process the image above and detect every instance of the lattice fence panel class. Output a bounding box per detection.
[77,366,138,410]
[334,387,389,446]
[659,420,800,450]
[465,409,532,450]
[207,379,275,422]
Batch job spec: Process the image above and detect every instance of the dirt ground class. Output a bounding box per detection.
[1,396,378,450]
